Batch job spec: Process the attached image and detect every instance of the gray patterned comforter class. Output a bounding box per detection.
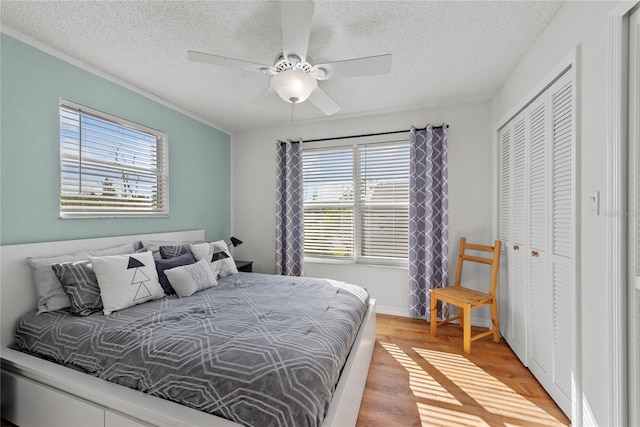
[13,273,369,427]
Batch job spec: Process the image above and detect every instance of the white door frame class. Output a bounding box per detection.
[608,2,638,426]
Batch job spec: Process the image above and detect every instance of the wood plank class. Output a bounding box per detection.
[356,314,570,427]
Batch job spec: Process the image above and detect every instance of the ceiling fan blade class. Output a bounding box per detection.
[281,0,314,62]
[188,50,271,74]
[245,87,278,111]
[308,87,341,116]
[313,54,392,80]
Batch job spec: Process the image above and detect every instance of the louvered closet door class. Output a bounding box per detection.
[497,67,574,418]
[509,114,529,364]
[547,71,574,414]
[527,94,551,383]
[498,127,513,341]
[498,111,528,365]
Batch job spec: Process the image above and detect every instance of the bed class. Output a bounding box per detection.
[0,230,376,427]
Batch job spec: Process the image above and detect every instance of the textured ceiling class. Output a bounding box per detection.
[1,1,564,133]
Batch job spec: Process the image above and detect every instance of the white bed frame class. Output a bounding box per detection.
[0,230,376,427]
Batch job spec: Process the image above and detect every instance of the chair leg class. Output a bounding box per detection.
[491,300,500,343]
[459,305,464,328]
[430,293,438,337]
[463,305,471,354]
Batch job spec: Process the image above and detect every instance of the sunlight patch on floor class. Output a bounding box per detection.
[380,342,460,405]
[414,348,566,427]
[417,402,489,427]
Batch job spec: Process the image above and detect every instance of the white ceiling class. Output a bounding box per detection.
[1,1,564,133]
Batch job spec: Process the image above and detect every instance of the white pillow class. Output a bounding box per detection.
[190,240,238,278]
[90,251,164,315]
[165,259,218,297]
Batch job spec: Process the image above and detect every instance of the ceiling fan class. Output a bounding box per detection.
[187,0,392,116]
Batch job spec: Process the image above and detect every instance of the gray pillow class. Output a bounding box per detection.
[159,244,193,259]
[154,252,196,295]
[27,243,135,313]
[52,260,102,316]
[140,240,204,260]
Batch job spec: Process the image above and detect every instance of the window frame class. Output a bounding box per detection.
[59,99,169,219]
[303,134,410,267]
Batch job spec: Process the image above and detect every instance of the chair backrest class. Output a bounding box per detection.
[453,237,502,297]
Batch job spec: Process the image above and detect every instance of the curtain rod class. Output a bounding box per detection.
[279,124,449,144]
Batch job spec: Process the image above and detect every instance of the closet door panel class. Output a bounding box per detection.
[549,71,575,413]
[527,97,551,377]
[510,115,528,364]
[498,127,512,338]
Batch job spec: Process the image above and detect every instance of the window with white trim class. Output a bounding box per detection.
[302,139,409,265]
[59,100,169,218]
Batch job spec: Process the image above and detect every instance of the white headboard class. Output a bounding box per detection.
[0,229,205,349]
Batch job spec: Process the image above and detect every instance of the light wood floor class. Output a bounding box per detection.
[356,314,570,427]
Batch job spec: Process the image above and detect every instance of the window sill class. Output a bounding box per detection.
[59,212,169,219]
[304,257,408,270]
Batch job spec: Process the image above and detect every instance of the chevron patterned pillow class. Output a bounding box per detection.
[52,260,103,316]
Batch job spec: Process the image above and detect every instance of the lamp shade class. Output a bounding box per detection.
[270,69,318,104]
[230,236,243,247]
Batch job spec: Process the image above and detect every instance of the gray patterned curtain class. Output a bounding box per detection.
[275,140,304,276]
[408,124,449,319]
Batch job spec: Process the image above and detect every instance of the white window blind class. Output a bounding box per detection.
[359,143,409,260]
[59,100,168,218]
[302,140,409,264]
[303,148,354,258]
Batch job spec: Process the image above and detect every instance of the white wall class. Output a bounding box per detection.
[232,100,494,318]
[491,1,625,425]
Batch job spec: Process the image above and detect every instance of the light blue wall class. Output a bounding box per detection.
[0,33,231,245]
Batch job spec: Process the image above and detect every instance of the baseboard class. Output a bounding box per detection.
[470,317,492,329]
[375,305,409,317]
[375,305,492,329]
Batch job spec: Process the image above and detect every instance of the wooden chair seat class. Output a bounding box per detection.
[431,287,493,307]
[430,237,502,354]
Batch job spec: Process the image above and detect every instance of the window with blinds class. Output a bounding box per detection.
[59,100,169,218]
[302,140,409,264]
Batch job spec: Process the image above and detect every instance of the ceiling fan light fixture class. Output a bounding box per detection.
[270,69,317,104]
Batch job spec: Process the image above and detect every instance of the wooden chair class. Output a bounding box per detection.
[430,237,502,354]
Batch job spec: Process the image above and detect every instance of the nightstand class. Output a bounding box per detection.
[235,260,253,272]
